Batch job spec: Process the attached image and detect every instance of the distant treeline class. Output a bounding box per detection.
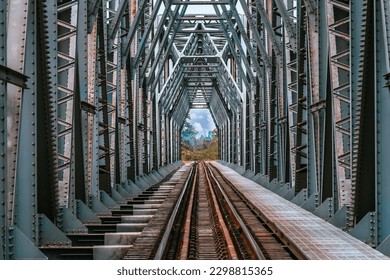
[181,120,218,161]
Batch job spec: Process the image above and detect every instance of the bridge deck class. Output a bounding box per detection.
[211,162,388,260]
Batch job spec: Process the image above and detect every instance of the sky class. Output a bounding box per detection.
[188,109,216,138]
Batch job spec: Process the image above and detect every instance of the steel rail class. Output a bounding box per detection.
[179,163,198,259]
[154,163,196,259]
[204,163,266,260]
[208,163,306,260]
[202,162,238,259]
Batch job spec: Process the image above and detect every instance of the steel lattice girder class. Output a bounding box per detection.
[0,0,390,259]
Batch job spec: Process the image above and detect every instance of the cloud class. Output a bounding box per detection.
[189,109,205,121]
[193,122,204,136]
[206,113,215,131]
[188,109,216,138]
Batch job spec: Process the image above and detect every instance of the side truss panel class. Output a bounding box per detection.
[0,0,389,258]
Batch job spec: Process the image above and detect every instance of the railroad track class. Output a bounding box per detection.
[155,161,299,260]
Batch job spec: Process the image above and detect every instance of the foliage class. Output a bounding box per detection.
[181,119,198,147]
[181,128,219,161]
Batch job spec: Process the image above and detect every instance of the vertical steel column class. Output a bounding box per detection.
[15,0,38,243]
[176,122,180,162]
[6,0,29,232]
[221,122,225,162]
[272,1,288,184]
[127,0,137,180]
[350,0,376,226]
[254,77,261,174]
[116,28,123,187]
[127,61,136,181]
[173,121,178,163]
[0,0,7,259]
[236,109,241,166]
[303,3,320,198]
[139,4,149,174]
[160,112,166,166]
[35,1,58,221]
[259,63,267,176]
[222,125,226,162]
[4,0,46,258]
[265,0,280,181]
[152,94,159,170]
[86,17,100,197]
[316,0,335,205]
[218,126,222,161]
[166,112,170,165]
[377,0,390,244]
[225,118,228,163]
[169,116,173,164]
[73,0,89,201]
[230,111,236,163]
[118,65,130,183]
[155,99,161,169]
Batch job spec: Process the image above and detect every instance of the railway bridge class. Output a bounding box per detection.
[1,0,390,259]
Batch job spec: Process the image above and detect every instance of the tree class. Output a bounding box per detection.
[181,126,219,161]
[181,118,197,148]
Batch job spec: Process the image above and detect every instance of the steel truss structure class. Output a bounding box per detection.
[1,0,390,258]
